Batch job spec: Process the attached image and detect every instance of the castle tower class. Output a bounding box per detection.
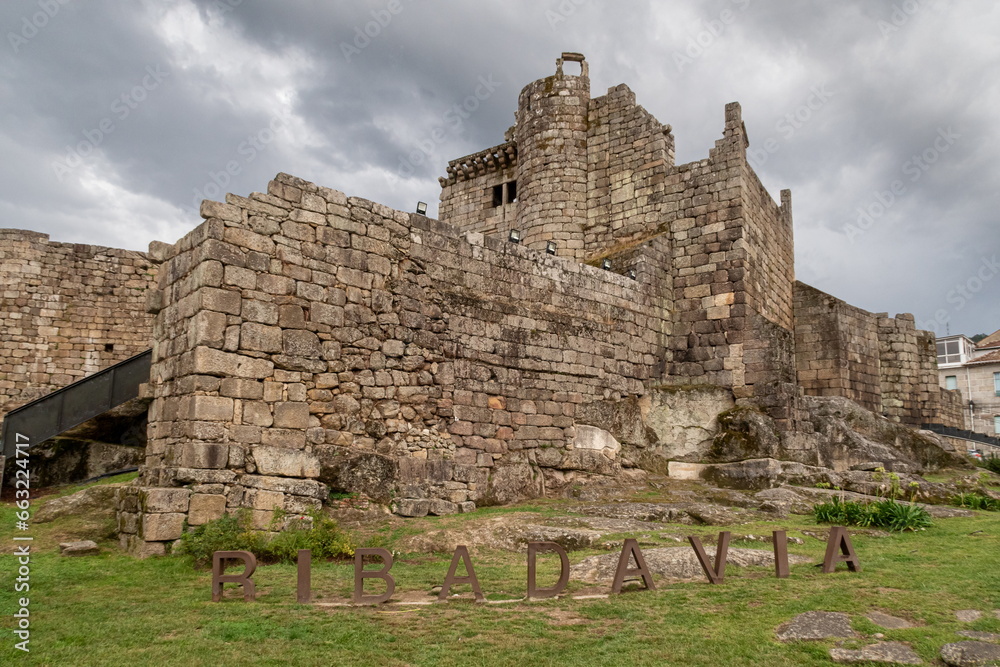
[513,53,589,259]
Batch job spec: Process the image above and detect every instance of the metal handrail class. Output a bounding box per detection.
[1,349,152,458]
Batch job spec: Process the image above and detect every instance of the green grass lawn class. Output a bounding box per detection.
[2,479,999,666]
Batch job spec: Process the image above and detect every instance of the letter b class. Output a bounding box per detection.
[354,548,395,604]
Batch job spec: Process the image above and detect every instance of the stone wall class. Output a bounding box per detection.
[937,387,965,429]
[793,281,881,413]
[584,83,674,252]
[128,172,667,553]
[437,142,518,235]
[878,314,940,425]
[0,229,157,417]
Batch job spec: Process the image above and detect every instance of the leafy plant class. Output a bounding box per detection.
[979,455,1000,475]
[954,492,1000,512]
[812,497,932,532]
[177,509,355,567]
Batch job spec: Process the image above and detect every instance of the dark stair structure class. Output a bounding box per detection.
[1,350,152,486]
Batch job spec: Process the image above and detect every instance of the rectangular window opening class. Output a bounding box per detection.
[994,372,1000,396]
[945,375,958,390]
[489,180,518,209]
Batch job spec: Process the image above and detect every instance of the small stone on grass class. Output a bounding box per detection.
[829,641,922,665]
[867,611,915,629]
[940,641,1000,666]
[59,540,99,556]
[955,610,983,623]
[776,611,855,641]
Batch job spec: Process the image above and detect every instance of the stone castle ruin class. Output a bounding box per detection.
[0,54,967,555]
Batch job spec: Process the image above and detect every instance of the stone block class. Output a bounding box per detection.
[244,489,285,511]
[141,513,185,541]
[177,443,229,469]
[392,498,430,517]
[189,310,227,348]
[241,322,283,352]
[143,488,191,513]
[191,347,274,379]
[199,287,242,315]
[251,446,321,478]
[283,329,321,357]
[428,499,458,516]
[189,395,234,422]
[273,401,311,428]
[221,378,264,399]
[187,494,227,525]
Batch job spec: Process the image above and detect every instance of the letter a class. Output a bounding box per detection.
[822,526,862,573]
[688,532,731,584]
[439,545,485,601]
[212,550,257,602]
[611,538,656,593]
[527,542,570,599]
[354,548,396,604]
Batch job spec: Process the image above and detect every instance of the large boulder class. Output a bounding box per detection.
[34,483,124,523]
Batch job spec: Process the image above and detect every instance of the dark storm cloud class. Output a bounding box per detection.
[0,0,996,336]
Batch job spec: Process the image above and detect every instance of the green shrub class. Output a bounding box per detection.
[177,509,355,567]
[980,455,1000,475]
[812,497,931,532]
[954,491,1000,512]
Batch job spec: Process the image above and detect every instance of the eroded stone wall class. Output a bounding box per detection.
[878,314,941,425]
[128,172,667,553]
[0,229,157,416]
[793,282,881,412]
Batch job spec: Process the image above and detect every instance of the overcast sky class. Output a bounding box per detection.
[1,0,997,337]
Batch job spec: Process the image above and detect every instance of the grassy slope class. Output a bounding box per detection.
[1,477,999,666]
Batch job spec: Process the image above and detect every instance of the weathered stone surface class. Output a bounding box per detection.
[141,513,185,541]
[829,642,922,665]
[251,446,320,478]
[59,540,100,556]
[482,462,544,506]
[143,488,191,513]
[316,449,399,504]
[866,612,915,630]
[35,484,122,523]
[393,498,430,517]
[775,611,856,642]
[187,494,227,525]
[572,547,811,584]
[956,610,984,623]
[240,475,328,499]
[957,631,1000,642]
[940,641,1000,666]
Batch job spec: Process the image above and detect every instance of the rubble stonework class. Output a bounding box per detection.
[0,55,961,554]
[0,229,157,415]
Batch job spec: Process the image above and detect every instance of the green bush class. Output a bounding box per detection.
[979,455,1000,475]
[954,491,1000,512]
[177,509,355,567]
[812,497,932,532]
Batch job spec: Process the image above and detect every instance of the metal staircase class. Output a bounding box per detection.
[1,349,152,459]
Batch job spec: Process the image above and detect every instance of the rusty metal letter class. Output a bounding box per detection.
[772,531,789,579]
[439,545,485,602]
[527,541,570,599]
[822,526,862,573]
[354,548,396,604]
[297,549,311,604]
[688,532,731,585]
[611,538,656,594]
[212,550,257,602]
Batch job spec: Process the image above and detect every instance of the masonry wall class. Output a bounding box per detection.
[126,172,667,553]
[793,281,881,413]
[0,229,157,417]
[584,84,674,253]
[437,141,518,233]
[878,314,940,425]
[937,387,965,429]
